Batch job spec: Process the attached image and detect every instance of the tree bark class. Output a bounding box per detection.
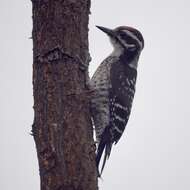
[31,1,97,190]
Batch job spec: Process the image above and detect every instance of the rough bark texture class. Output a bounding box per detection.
[31,1,97,190]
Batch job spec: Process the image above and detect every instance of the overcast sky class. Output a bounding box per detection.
[0,0,190,190]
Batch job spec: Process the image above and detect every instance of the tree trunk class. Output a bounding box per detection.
[31,1,97,190]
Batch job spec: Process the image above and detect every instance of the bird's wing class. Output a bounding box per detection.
[96,61,137,175]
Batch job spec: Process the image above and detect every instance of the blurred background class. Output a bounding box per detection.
[0,0,190,189]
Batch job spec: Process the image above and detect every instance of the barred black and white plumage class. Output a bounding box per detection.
[90,26,144,176]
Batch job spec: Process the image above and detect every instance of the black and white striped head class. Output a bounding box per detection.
[96,25,144,54]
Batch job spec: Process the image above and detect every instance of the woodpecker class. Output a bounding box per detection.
[90,25,144,176]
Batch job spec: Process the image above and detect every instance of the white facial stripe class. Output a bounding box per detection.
[123,30,143,49]
[117,37,135,49]
[110,39,124,56]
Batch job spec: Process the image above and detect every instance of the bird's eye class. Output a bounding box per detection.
[119,32,135,45]
[119,31,127,38]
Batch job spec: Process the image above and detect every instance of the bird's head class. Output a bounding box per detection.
[96,25,144,56]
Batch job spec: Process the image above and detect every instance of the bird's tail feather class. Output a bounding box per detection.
[96,126,113,177]
[100,141,112,175]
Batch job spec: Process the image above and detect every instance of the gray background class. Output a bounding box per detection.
[0,0,190,189]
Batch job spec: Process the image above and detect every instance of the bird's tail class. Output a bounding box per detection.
[96,126,113,177]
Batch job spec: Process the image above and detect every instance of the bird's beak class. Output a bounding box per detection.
[96,26,115,37]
